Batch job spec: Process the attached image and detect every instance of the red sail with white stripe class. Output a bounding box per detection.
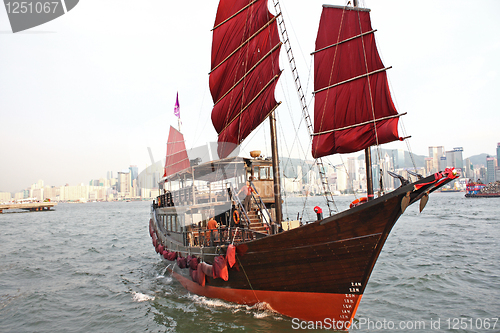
[312,5,402,158]
[210,0,281,158]
[164,126,190,178]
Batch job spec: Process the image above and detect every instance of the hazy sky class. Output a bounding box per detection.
[1,0,499,193]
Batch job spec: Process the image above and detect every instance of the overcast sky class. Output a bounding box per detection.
[1,0,499,193]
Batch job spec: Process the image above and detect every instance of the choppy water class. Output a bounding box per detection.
[1,193,499,332]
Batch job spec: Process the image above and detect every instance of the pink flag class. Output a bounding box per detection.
[174,92,180,118]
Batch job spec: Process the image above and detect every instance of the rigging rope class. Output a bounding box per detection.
[236,255,260,303]
[273,0,336,216]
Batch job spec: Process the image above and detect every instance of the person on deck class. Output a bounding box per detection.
[238,181,259,213]
[207,217,217,230]
[207,217,218,245]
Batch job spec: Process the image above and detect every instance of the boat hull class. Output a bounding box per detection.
[465,193,500,198]
[150,170,457,329]
[169,267,361,329]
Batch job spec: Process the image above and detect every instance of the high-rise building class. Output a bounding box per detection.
[334,165,348,193]
[117,171,131,195]
[296,165,303,191]
[440,156,447,172]
[347,157,358,184]
[497,143,500,163]
[424,158,433,176]
[307,169,318,194]
[486,157,496,183]
[0,192,12,203]
[464,158,474,179]
[393,149,405,169]
[129,165,138,187]
[453,147,464,171]
[428,146,445,174]
[445,147,464,172]
[99,178,106,187]
[381,153,394,191]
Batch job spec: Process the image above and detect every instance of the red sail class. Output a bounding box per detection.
[164,126,190,178]
[312,5,401,158]
[210,0,281,158]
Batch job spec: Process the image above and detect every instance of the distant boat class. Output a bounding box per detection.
[440,188,462,193]
[148,0,458,329]
[465,180,500,198]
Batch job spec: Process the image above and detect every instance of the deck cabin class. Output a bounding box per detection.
[154,156,278,248]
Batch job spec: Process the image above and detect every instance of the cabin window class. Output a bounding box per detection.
[167,215,172,231]
[253,166,260,180]
[260,167,268,179]
[255,166,272,180]
[179,215,184,232]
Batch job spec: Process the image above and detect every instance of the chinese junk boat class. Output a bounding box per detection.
[148,0,458,330]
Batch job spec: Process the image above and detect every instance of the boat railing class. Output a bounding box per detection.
[157,182,233,208]
[187,225,266,247]
[227,183,251,227]
[156,191,174,208]
[249,181,273,231]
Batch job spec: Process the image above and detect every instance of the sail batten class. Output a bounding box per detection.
[311,29,376,55]
[312,5,401,158]
[211,0,259,31]
[313,112,406,136]
[210,0,281,159]
[219,74,281,133]
[213,42,282,106]
[313,66,392,95]
[210,15,280,74]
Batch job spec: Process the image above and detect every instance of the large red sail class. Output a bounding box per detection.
[210,0,281,158]
[164,126,190,178]
[312,5,402,158]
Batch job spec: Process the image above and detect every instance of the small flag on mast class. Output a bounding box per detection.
[174,92,180,119]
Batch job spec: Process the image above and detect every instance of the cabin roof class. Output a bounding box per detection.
[161,156,273,183]
[192,156,245,182]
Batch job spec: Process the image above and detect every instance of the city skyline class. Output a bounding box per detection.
[1,1,499,193]
[2,143,497,195]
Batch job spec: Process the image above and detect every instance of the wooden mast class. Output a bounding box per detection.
[365,147,374,200]
[351,0,374,200]
[269,111,282,226]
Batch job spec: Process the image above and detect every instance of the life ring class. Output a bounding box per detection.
[350,197,368,209]
[233,210,240,225]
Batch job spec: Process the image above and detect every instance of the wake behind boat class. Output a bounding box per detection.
[148,0,458,330]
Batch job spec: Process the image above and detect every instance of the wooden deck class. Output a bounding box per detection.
[0,202,57,213]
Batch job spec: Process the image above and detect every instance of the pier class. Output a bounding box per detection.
[0,202,57,213]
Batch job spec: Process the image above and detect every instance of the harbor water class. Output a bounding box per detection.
[1,192,499,332]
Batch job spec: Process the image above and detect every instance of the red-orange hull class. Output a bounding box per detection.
[169,268,362,329]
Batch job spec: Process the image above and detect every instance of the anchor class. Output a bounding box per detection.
[401,192,411,213]
[419,192,429,213]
